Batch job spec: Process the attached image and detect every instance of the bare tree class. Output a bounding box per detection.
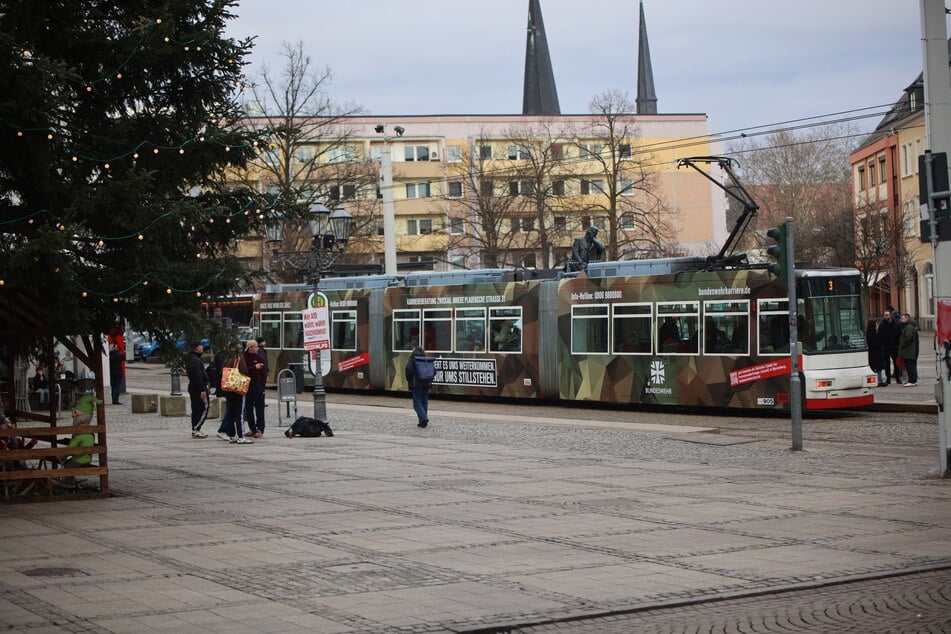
[240,41,378,276]
[729,126,859,268]
[445,133,532,269]
[853,198,912,309]
[571,90,675,260]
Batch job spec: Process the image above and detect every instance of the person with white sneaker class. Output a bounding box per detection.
[215,342,253,444]
[898,313,919,387]
[185,341,209,438]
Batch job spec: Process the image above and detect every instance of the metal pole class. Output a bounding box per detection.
[920,0,951,476]
[381,139,397,275]
[310,249,328,421]
[785,216,802,451]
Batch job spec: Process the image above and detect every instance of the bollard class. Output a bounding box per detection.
[169,367,182,396]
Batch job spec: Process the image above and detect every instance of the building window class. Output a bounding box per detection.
[447,181,463,198]
[552,178,566,196]
[376,220,384,236]
[879,156,887,183]
[554,216,567,231]
[407,218,434,235]
[329,184,356,201]
[447,145,462,163]
[619,179,635,195]
[507,144,532,160]
[478,144,493,160]
[521,253,536,268]
[406,182,431,199]
[579,143,603,159]
[327,146,355,163]
[263,148,280,167]
[404,145,433,162]
[480,179,494,197]
[857,165,866,190]
[449,217,464,234]
[620,213,635,230]
[370,145,382,162]
[551,144,564,160]
[868,161,876,187]
[294,146,313,162]
[581,179,605,195]
[509,180,533,196]
[510,217,536,233]
[618,143,632,160]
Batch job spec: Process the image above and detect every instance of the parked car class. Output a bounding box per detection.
[135,336,211,360]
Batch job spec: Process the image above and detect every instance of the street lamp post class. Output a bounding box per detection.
[267,202,352,421]
[374,123,404,275]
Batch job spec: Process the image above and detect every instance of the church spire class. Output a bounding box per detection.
[522,0,560,115]
[635,0,658,114]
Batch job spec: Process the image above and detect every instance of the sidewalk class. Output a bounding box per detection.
[868,338,942,413]
[1,370,949,633]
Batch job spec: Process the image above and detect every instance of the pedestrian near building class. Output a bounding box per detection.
[31,366,50,406]
[878,308,901,386]
[405,346,435,428]
[243,339,267,438]
[185,340,209,438]
[898,313,919,387]
[108,343,124,404]
[865,319,886,385]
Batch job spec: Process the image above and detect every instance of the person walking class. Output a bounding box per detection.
[243,339,268,438]
[865,318,886,385]
[898,313,919,387]
[216,343,253,444]
[185,341,209,438]
[404,346,435,428]
[108,343,124,404]
[878,308,901,386]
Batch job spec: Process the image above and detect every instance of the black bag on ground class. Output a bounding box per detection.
[285,416,332,438]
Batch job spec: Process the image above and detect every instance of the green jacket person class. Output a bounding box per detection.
[65,394,101,467]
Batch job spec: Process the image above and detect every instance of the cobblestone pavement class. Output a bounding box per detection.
[506,568,951,633]
[0,363,948,633]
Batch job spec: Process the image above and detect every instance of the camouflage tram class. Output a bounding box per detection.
[252,257,875,412]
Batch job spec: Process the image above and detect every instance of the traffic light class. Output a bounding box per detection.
[766,223,788,278]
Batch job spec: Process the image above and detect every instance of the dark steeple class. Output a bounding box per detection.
[635,0,658,114]
[522,0,560,115]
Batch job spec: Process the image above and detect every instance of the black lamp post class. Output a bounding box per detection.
[267,202,352,421]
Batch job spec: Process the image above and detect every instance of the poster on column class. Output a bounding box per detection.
[304,291,331,377]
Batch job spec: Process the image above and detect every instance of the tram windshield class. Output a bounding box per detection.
[797,276,865,353]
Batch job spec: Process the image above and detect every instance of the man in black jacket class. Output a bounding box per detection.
[879,308,901,386]
[185,341,209,437]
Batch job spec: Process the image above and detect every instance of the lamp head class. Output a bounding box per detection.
[393,125,405,137]
[374,124,385,134]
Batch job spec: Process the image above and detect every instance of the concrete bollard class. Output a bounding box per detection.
[159,395,187,417]
[130,393,158,413]
[207,397,224,419]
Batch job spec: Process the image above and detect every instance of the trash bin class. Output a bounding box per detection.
[287,362,304,394]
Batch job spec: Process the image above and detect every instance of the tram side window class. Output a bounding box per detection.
[423,309,453,353]
[259,313,281,351]
[572,304,609,354]
[489,307,522,352]
[283,312,304,350]
[331,310,356,351]
[758,300,790,355]
[455,308,486,351]
[656,302,699,354]
[612,304,652,354]
[393,309,420,352]
[703,300,749,355]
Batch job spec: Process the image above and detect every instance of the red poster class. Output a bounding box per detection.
[337,353,369,373]
[729,358,792,387]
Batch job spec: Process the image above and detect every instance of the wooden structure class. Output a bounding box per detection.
[0,288,109,502]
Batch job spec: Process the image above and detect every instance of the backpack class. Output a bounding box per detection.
[285,416,333,438]
[414,356,435,382]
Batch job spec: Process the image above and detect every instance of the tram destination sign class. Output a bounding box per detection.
[433,358,497,387]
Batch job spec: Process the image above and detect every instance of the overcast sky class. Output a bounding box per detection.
[226,0,940,136]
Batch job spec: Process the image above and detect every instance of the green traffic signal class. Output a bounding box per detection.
[766,223,787,277]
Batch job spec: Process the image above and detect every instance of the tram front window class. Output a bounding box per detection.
[798,276,865,353]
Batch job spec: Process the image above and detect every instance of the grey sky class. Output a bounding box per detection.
[227,0,936,136]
